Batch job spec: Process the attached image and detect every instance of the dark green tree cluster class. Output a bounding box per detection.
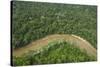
[12,1,97,49]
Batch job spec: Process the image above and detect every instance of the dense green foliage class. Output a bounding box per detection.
[13,41,96,66]
[12,1,97,49]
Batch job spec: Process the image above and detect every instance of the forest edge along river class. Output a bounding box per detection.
[13,34,97,58]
